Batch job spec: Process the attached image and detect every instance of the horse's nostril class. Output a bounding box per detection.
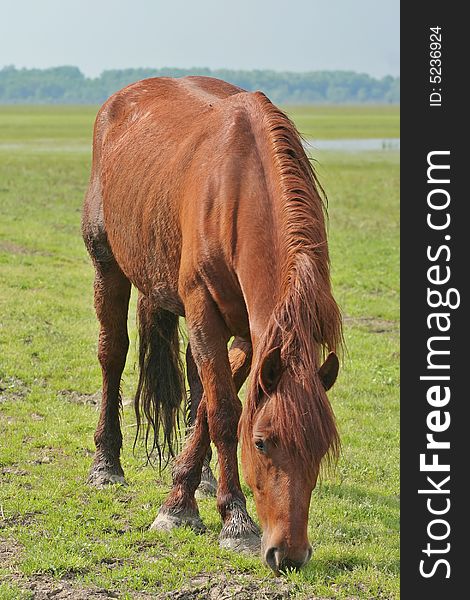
[279,546,313,573]
[279,557,303,572]
[264,547,282,573]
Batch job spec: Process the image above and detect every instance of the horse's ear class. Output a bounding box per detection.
[259,347,283,395]
[318,352,339,391]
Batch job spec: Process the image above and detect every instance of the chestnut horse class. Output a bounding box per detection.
[82,76,342,574]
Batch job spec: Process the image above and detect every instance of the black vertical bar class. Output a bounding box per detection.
[401,3,466,598]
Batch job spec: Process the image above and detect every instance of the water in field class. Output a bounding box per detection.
[0,138,400,154]
[305,138,400,152]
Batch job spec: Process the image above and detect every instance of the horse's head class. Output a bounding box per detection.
[240,347,339,575]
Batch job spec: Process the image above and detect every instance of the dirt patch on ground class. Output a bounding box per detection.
[0,538,120,598]
[0,241,33,255]
[155,573,294,600]
[0,240,51,256]
[344,316,398,334]
[18,576,121,599]
[0,536,22,566]
[0,511,39,531]
[58,390,102,406]
[57,391,133,409]
[0,559,299,600]
[0,376,29,403]
[1,465,28,477]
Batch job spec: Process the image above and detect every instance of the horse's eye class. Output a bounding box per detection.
[254,439,266,453]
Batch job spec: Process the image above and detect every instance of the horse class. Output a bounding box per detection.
[82,76,342,575]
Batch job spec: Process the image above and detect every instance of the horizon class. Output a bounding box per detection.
[1,64,399,80]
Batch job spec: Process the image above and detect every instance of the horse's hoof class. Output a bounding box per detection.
[219,531,261,554]
[87,462,127,488]
[150,508,206,533]
[219,507,261,554]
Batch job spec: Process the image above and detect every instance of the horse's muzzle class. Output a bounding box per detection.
[264,544,313,575]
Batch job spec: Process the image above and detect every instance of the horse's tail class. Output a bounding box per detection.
[134,294,185,467]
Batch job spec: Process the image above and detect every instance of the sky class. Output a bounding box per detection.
[0,0,399,78]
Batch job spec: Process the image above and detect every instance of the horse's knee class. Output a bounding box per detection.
[85,228,114,269]
[207,397,241,447]
[82,188,115,269]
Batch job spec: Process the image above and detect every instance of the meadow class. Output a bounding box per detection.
[0,105,399,599]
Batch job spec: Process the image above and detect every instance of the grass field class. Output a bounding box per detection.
[0,105,399,599]
[284,105,399,140]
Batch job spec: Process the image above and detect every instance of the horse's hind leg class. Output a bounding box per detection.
[228,336,253,396]
[89,260,131,486]
[186,345,217,498]
[187,338,252,499]
[83,207,131,487]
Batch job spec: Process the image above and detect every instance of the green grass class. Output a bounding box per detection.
[283,105,399,140]
[0,106,399,599]
[0,105,96,145]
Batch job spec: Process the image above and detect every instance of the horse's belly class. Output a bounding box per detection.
[121,258,185,316]
[104,206,185,315]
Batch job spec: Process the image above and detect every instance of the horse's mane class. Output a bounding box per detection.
[242,93,343,474]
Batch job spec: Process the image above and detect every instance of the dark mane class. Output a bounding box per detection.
[242,93,343,473]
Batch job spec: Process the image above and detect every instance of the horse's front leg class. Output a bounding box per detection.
[152,290,259,551]
[185,291,259,551]
[187,337,252,499]
[199,346,258,551]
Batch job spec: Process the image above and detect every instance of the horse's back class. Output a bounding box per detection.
[93,76,250,194]
[95,77,243,146]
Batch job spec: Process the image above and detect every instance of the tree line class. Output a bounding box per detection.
[0,66,399,104]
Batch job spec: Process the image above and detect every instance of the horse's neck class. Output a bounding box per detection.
[233,188,299,350]
[236,222,290,350]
